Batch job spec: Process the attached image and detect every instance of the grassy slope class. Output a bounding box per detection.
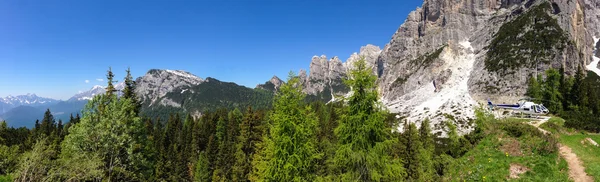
[543,117,600,179]
[445,118,570,181]
[560,135,600,179]
[541,117,600,180]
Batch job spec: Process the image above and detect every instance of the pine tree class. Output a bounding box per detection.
[570,66,588,110]
[181,114,194,178]
[526,74,542,101]
[163,114,185,181]
[257,72,320,181]
[446,121,460,157]
[232,107,263,181]
[333,58,404,181]
[194,152,211,182]
[419,119,435,180]
[105,67,116,96]
[212,116,228,181]
[543,69,563,113]
[57,68,151,181]
[123,67,141,113]
[40,109,55,137]
[56,119,63,139]
[400,122,424,181]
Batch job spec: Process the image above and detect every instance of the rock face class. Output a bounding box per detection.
[135,69,204,107]
[298,45,381,102]
[301,0,600,136]
[256,76,284,92]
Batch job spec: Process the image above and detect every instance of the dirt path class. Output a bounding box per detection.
[528,117,594,182]
[559,145,594,182]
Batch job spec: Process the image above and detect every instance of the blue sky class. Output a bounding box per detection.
[0,0,423,100]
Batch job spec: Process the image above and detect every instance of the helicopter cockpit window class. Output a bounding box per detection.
[534,105,540,113]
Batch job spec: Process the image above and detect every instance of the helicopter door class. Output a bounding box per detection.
[533,105,540,113]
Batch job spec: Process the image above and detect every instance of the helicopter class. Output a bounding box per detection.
[487,98,550,118]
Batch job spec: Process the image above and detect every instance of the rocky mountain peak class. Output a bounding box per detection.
[269,76,283,86]
[295,0,600,136]
[136,69,205,106]
[256,76,284,92]
[345,44,382,75]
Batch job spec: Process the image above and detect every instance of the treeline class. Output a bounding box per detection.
[526,67,600,132]
[0,60,483,181]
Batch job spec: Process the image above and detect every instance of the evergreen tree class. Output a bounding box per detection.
[400,122,424,181]
[257,72,320,181]
[194,152,211,182]
[212,116,228,181]
[56,119,63,139]
[181,113,194,178]
[163,114,185,181]
[123,67,141,113]
[40,109,55,137]
[446,121,460,157]
[419,119,435,180]
[333,58,404,181]
[232,107,263,181]
[543,69,563,113]
[570,66,588,110]
[105,67,116,96]
[56,68,151,181]
[526,74,542,101]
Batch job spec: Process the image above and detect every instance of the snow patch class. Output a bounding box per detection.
[165,70,203,82]
[586,36,600,76]
[92,85,105,90]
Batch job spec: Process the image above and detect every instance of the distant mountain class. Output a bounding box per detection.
[0,83,126,128]
[0,93,59,115]
[68,82,125,101]
[136,69,272,121]
[255,76,283,93]
[1,106,44,128]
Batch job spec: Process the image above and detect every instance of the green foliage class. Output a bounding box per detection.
[194,152,211,182]
[399,122,425,181]
[0,175,11,182]
[409,45,446,70]
[333,58,404,181]
[485,2,568,73]
[13,139,57,182]
[543,69,563,113]
[58,91,151,180]
[418,119,435,180]
[258,73,321,181]
[526,74,543,101]
[232,107,264,181]
[0,145,19,175]
[444,117,569,181]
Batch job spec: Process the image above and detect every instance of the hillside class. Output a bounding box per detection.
[136,70,273,121]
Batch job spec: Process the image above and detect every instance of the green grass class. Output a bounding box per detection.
[539,116,599,180]
[444,118,570,181]
[0,175,12,182]
[560,134,600,180]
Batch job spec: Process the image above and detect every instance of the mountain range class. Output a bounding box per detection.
[2,0,600,137]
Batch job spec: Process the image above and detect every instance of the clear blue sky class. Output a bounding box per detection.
[0,0,423,100]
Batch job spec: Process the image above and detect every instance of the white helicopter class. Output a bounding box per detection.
[488,98,550,118]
